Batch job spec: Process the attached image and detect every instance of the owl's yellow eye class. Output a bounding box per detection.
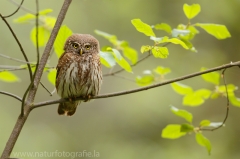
[72,43,79,49]
[85,44,91,50]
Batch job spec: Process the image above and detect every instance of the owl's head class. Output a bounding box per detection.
[64,34,100,55]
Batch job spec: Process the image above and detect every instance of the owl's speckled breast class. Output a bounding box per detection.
[56,53,102,100]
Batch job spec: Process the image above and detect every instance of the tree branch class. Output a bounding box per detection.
[0,14,33,80]
[25,0,72,104]
[200,68,230,131]
[0,91,22,102]
[0,0,72,158]
[3,0,24,18]
[32,61,240,109]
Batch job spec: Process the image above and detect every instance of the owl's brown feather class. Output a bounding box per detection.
[58,101,80,116]
[56,34,102,116]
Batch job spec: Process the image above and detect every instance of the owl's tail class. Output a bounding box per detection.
[58,101,81,116]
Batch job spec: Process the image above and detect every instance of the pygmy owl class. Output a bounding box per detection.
[56,34,102,116]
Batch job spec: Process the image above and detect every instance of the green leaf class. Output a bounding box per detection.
[200,120,211,127]
[110,48,132,72]
[167,38,189,50]
[162,124,186,139]
[177,24,186,30]
[94,30,118,45]
[172,29,190,38]
[171,82,193,95]
[180,123,194,132]
[44,17,56,30]
[187,26,200,40]
[14,13,35,23]
[195,23,231,40]
[48,69,57,85]
[211,84,237,99]
[157,37,189,50]
[152,46,169,58]
[39,9,53,15]
[122,45,138,64]
[229,93,240,107]
[54,25,73,57]
[30,26,50,47]
[201,67,220,85]
[218,84,237,94]
[154,66,171,75]
[154,23,172,33]
[188,26,200,35]
[13,9,53,23]
[209,122,224,128]
[195,133,212,155]
[183,93,204,106]
[183,4,201,19]
[0,71,20,82]
[194,89,212,99]
[183,89,211,106]
[140,45,151,53]
[179,37,196,52]
[211,92,220,99]
[100,52,116,68]
[136,75,154,86]
[171,106,193,123]
[131,19,156,37]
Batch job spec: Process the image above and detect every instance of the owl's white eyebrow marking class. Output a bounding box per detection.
[84,43,91,46]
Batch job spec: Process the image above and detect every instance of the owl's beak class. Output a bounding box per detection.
[80,49,83,55]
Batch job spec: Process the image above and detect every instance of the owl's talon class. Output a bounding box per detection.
[68,96,76,103]
[83,95,91,102]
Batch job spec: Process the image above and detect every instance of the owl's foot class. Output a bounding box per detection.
[83,94,92,102]
[68,96,76,103]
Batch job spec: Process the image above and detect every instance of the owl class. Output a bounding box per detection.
[55,34,102,116]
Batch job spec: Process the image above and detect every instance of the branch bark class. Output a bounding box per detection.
[0,91,22,102]
[0,0,72,158]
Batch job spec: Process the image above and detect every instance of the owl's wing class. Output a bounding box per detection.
[56,52,68,79]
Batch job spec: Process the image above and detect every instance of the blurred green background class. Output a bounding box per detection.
[1,0,240,158]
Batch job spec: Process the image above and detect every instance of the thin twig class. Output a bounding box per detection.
[9,0,35,14]
[0,67,26,72]
[0,91,22,102]
[35,0,40,67]
[0,65,55,72]
[0,65,21,69]
[0,14,33,80]
[103,51,151,76]
[21,0,40,116]
[21,83,32,115]
[3,0,24,18]
[40,82,53,96]
[112,74,135,82]
[51,88,56,96]
[200,68,230,131]
[0,53,34,64]
[32,61,240,109]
